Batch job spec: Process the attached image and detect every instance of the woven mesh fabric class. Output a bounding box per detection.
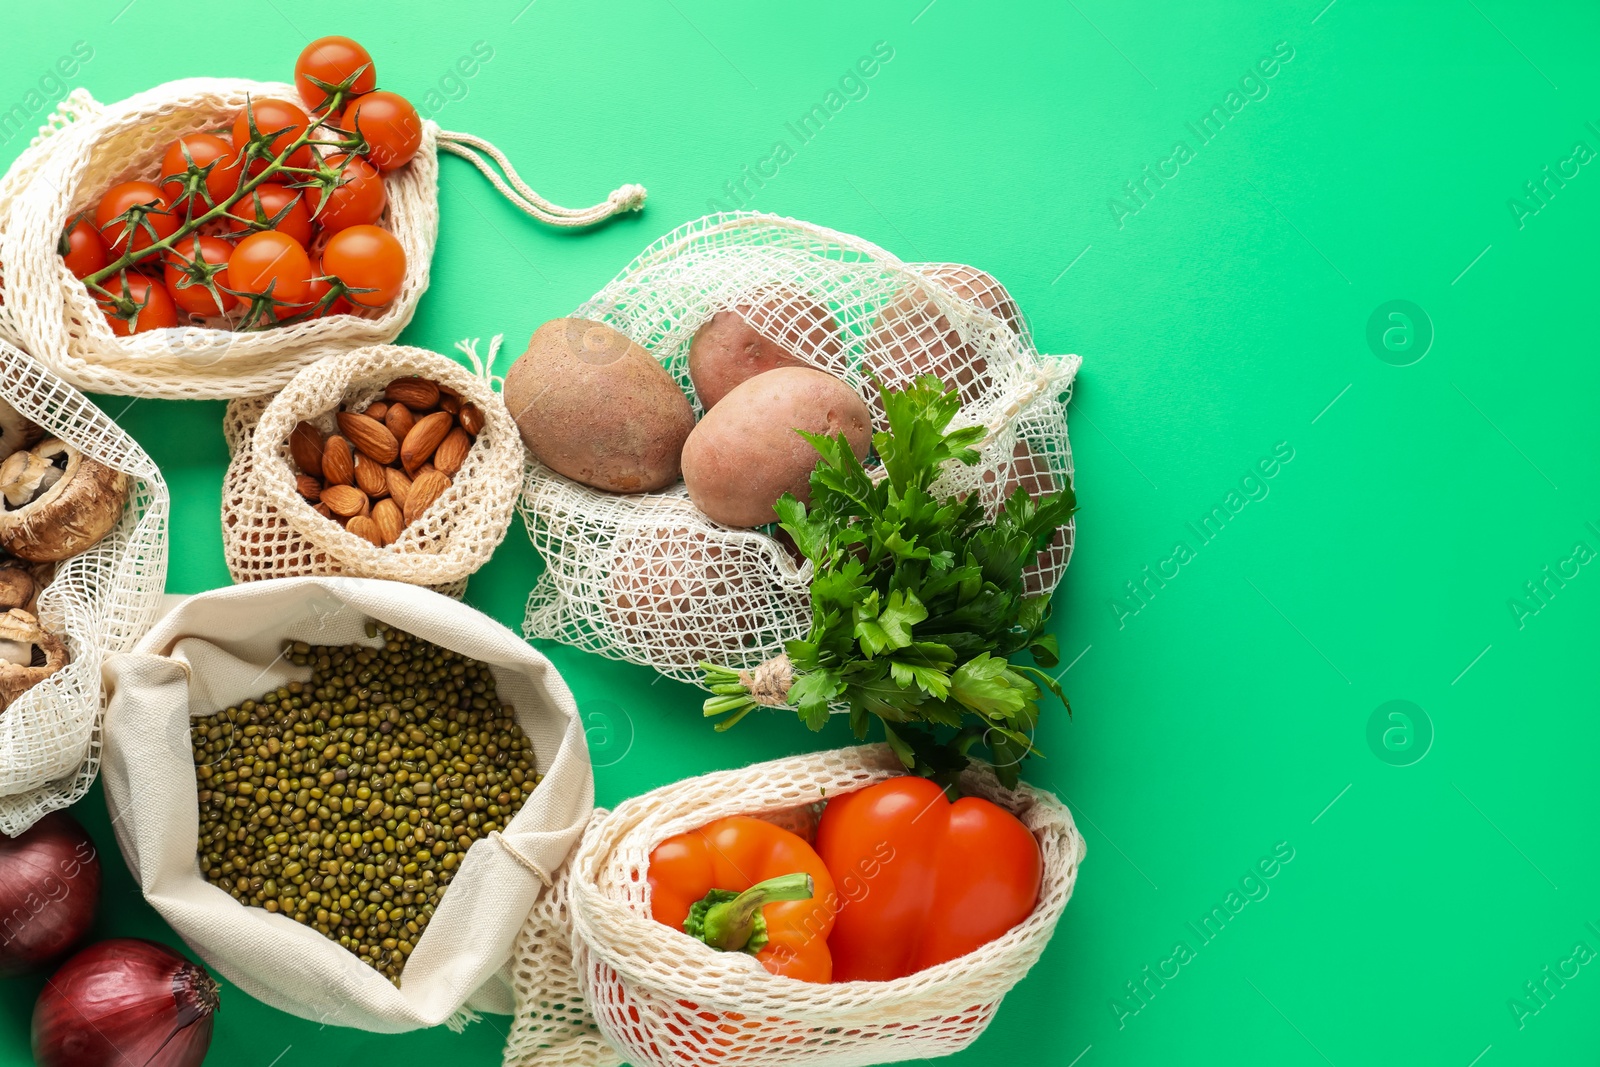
[519,214,1079,686]
[220,344,522,595]
[0,339,167,834]
[502,744,1084,1067]
[0,79,438,400]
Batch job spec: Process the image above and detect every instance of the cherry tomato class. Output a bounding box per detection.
[306,153,386,233]
[162,235,237,317]
[321,225,405,308]
[59,215,108,279]
[342,92,422,171]
[226,183,313,246]
[228,231,312,305]
[294,36,377,113]
[233,98,315,177]
[300,261,353,318]
[95,181,179,254]
[98,273,178,336]
[158,133,243,211]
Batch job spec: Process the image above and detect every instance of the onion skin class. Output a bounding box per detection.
[0,811,100,977]
[32,938,219,1067]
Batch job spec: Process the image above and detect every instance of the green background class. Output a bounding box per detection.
[3,0,1598,1064]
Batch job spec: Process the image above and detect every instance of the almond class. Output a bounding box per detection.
[354,453,389,498]
[403,469,451,526]
[458,402,484,436]
[322,436,354,486]
[432,427,472,476]
[338,411,400,465]
[346,515,385,547]
[295,474,323,501]
[384,402,415,442]
[385,467,413,511]
[401,411,453,473]
[438,383,462,402]
[372,498,403,545]
[385,377,440,411]
[313,503,333,519]
[320,483,367,518]
[440,393,461,416]
[363,401,389,421]
[290,421,324,477]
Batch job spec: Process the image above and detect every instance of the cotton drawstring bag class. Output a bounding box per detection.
[501,744,1085,1067]
[519,213,1078,686]
[220,341,522,596]
[0,338,167,835]
[0,80,644,400]
[101,576,595,1033]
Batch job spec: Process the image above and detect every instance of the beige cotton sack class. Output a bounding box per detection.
[520,213,1079,687]
[0,81,645,400]
[221,342,523,596]
[0,338,167,835]
[101,576,595,1033]
[503,744,1086,1067]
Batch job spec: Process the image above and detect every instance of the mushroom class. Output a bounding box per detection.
[0,439,130,562]
[0,560,37,613]
[0,399,43,466]
[0,608,68,709]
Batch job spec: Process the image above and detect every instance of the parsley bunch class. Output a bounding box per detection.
[700,375,1076,789]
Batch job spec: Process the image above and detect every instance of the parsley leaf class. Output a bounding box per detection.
[701,375,1077,786]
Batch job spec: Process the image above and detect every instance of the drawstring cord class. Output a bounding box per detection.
[454,334,506,392]
[437,129,647,228]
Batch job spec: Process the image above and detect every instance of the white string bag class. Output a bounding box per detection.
[519,214,1079,685]
[502,744,1085,1067]
[0,339,167,835]
[0,80,645,401]
[101,577,595,1033]
[221,341,522,597]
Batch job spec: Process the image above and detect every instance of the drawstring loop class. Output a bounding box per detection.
[437,129,646,228]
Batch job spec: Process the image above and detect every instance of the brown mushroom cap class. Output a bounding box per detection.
[0,561,36,613]
[0,608,68,709]
[0,399,43,466]
[0,439,130,562]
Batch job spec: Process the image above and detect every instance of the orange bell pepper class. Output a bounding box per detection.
[815,776,1042,982]
[649,815,838,983]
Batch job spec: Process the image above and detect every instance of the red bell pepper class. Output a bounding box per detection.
[649,815,838,983]
[815,776,1042,982]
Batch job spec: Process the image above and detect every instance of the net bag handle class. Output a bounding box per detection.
[437,129,647,228]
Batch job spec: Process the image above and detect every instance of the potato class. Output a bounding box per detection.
[682,367,871,527]
[605,528,733,669]
[603,527,805,670]
[503,318,694,493]
[688,286,843,410]
[864,263,1023,406]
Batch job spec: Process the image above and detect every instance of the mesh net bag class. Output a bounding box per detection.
[0,81,645,400]
[221,341,522,597]
[0,339,167,834]
[502,744,1085,1067]
[519,214,1079,685]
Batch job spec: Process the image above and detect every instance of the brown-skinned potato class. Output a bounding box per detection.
[688,287,843,411]
[864,263,1023,406]
[504,318,695,493]
[682,367,871,528]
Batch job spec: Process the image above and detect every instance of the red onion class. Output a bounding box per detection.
[0,810,100,976]
[32,938,219,1067]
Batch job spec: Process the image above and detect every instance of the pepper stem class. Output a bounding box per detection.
[683,873,814,955]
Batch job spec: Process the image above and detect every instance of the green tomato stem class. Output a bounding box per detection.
[82,89,359,287]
